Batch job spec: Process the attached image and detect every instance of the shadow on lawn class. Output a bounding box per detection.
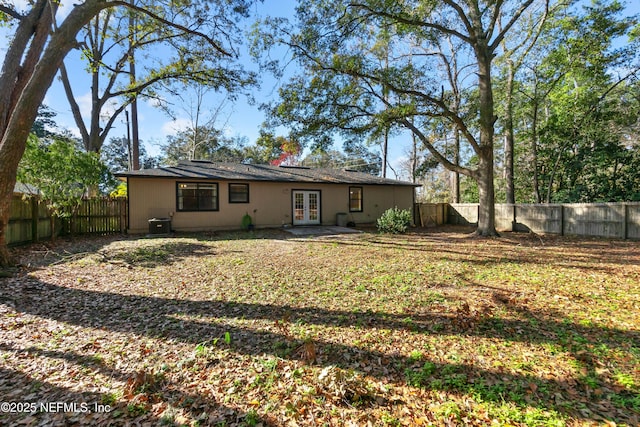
[315,232,640,273]
[4,279,639,425]
[0,347,260,426]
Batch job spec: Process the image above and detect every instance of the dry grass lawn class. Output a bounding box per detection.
[0,227,639,426]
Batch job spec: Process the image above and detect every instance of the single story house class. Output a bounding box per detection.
[117,160,420,234]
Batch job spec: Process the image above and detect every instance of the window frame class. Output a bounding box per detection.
[176,182,219,212]
[349,186,363,212]
[228,183,250,204]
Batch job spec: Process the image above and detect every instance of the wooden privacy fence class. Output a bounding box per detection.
[7,196,127,246]
[418,202,640,240]
[415,203,448,227]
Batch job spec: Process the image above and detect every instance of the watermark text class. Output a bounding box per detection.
[0,401,111,414]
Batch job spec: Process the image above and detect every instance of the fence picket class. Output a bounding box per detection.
[439,202,640,240]
[7,196,128,246]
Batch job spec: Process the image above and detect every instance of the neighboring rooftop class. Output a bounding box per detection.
[13,183,39,195]
[116,160,420,187]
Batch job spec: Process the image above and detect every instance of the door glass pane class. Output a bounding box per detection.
[294,193,304,220]
[308,193,318,221]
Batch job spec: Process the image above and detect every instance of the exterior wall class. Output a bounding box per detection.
[127,177,415,233]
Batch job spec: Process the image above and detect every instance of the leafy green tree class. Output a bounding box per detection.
[493,0,557,204]
[31,105,59,139]
[256,0,543,236]
[343,142,382,176]
[101,136,159,172]
[301,145,381,175]
[17,136,111,241]
[531,0,640,202]
[243,129,287,164]
[161,127,247,164]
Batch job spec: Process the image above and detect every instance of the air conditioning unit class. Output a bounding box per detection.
[148,218,171,235]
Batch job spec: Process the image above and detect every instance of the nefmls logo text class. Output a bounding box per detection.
[39,402,111,413]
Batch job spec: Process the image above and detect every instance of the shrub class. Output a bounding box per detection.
[377,207,412,234]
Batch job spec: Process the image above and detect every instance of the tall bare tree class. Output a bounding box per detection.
[495,0,554,204]
[258,0,542,235]
[57,1,255,158]
[0,0,254,266]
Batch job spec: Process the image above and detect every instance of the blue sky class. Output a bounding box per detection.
[40,1,297,160]
[2,0,639,179]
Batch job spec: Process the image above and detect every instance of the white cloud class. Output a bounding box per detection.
[76,91,92,120]
[73,91,123,124]
[389,154,410,181]
[10,0,79,23]
[55,0,81,21]
[146,97,168,109]
[161,118,191,136]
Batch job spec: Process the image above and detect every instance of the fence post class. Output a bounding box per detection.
[623,203,628,240]
[30,197,39,243]
[120,198,127,234]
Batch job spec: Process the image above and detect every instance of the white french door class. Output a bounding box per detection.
[292,190,321,225]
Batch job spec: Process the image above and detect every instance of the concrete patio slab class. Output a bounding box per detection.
[283,226,362,237]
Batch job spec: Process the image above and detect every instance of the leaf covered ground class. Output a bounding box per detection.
[1,227,639,426]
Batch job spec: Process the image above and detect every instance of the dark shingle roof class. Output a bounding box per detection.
[116,160,420,187]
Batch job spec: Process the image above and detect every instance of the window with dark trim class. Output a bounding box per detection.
[177,182,218,211]
[349,186,363,212]
[229,183,249,203]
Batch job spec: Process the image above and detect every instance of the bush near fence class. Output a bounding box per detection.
[416,202,640,240]
[7,196,127,246]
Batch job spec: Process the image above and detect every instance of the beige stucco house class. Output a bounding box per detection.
[117,160,419,234]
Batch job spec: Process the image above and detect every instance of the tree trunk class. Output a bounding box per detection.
[0,1,52,132]
[504,59,515,204]
[475,152,497,236]
[451,128,460,203]
[411,130,418,183]
[129,3,141,170]
[381,127,388,178]
[130,97,140,169]
[531,94,541,203]
[89,53,103,152]
[474,44,498,236]
[0,0,112,266]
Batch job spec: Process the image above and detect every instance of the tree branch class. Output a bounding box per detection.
[486,0,505,40]
[347,2,472,44]
[58,61,90,145]
[100,100,131,148]
[109,0,232,57]
[441,0,475,39]
[490,0,536,51]
[285,36,482,153]
[400,117,471,176]
[0,4,24,20]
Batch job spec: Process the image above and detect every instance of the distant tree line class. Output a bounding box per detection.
[254,0,640,235]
